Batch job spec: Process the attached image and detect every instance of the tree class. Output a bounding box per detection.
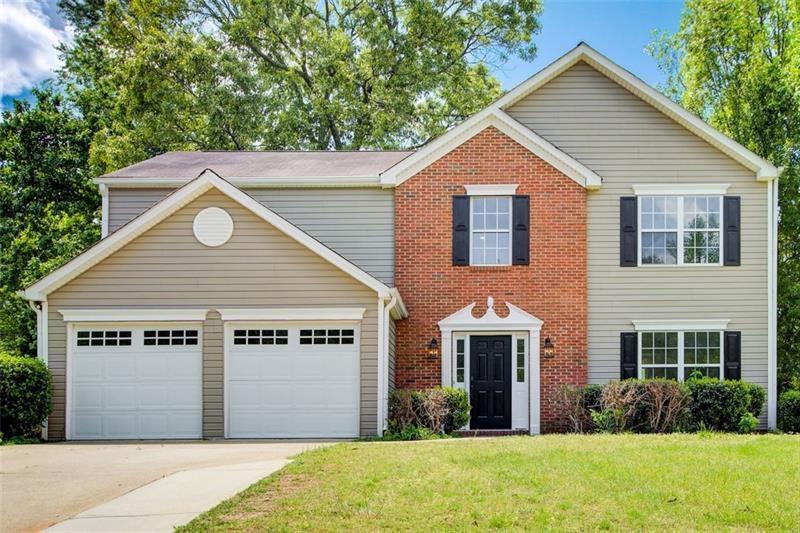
[649,0,800,391]
[0,88,99,356]
[58,0,543,173]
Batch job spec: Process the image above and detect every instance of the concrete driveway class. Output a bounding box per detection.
[0,441,326,532]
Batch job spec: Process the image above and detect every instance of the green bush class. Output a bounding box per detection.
[382,425,446,441]
[686,378,765,432]
[0,353,52,438]
[388,387,470,438]
[593,379,691,434]
[777,389,800,433]
[738,412,759,434]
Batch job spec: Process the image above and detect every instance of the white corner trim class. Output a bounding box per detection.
[380,107,602,190]
[494,43,779,181]
[632,319,730,332]
[22,169,395,301]
[59,309,209,322]
[632,183,731,196]
[99,183,109,238]
[218,307,367,321]
[767,176,778,428]
[464,184,519,196]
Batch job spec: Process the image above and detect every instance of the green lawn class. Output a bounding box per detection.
[181,434,800,531]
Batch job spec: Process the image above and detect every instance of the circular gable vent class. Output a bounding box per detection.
[193,207,234,247]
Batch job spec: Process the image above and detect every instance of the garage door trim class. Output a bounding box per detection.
[223,320,361,439]
[65,320,204,440]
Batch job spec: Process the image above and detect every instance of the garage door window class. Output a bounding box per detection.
[144,329,199,346]
[299,328,355,345]
[233,329,289,345]
[76,330,132,347]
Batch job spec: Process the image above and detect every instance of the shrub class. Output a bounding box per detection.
[686,378,765,432]
[388,387,470,437]
[557,384,602,433]
[0,353,52,438]
[777,389,800,433]
[738,412,759,434]
[382,425,444,441]
[596,380,691,434]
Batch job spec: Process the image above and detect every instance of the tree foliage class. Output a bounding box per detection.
[0,89,100,356]
[649,0,800,391]
[58,0,543,174]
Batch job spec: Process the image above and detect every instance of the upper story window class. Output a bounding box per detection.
[470,196,512,266]
[639,195,721,266]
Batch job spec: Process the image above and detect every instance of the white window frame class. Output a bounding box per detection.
[636,326,726,381]
[636,194,724,267]
[469,196,513,266]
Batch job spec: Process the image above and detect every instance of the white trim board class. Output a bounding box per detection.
[22,170,396,301]
[632,183,731,196]
[59,309,209,322]
[464,184,519,196]
[632,319,730,331]
[494,43,779,181]
[380,107,602,189]
[218,307,366,321]
[94,176,387,188]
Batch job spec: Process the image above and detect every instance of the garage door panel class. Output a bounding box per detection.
[70,324,202,440]
[227,323,360,438]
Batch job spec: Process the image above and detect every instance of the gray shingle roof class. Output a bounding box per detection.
[101,151,415,180]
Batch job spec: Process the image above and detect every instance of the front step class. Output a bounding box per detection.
[454,429,529,437]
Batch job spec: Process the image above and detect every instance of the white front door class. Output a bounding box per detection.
[69,324,203,439]
[226,324,360,438]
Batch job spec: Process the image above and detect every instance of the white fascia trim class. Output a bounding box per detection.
[632,319,731,332]
[218,307,366,321]
[23,170,394,301]
[632,183,731,196]
[464,184,519,196]
[495,43,779,181]
[93,177,383,188]
[388,288,408,320]
[59,309,208,322]
[380,107,602,190]
[99,183,109,238]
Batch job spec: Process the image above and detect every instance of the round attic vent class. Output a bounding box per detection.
[193,207,234,247]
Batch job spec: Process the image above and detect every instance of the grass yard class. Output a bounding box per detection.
[181,434,800,531]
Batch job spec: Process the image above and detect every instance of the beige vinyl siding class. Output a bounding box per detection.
[108,187,395,285]
[47,190,380,439]
[507,62,769,420]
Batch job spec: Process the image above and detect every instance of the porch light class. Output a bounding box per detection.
[543,338,555,359]
[427,338,439,358]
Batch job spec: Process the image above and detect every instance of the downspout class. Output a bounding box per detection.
[768,174,780,429]
[382,292,399,434]
[99,183,109,238]
[27,299,49,439]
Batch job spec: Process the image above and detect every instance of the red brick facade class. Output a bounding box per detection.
[394,126,588,432]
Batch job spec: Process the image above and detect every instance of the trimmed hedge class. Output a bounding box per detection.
[0,353,52,438]
[777,389,800,433]
[558,378,766,434]
[387,387,470,439]
[686,378,765,432]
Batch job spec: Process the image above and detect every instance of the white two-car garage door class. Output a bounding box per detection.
[69,324,202,440]
[226,324,360,438]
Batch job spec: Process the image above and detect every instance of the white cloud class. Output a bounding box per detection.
[0,0,73,96]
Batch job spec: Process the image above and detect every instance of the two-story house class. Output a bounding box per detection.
[22,44,779,440]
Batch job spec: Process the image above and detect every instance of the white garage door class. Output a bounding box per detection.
[227,324,360,438]
[69,324,203,439]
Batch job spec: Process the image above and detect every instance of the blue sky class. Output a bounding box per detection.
[1,0,684,110]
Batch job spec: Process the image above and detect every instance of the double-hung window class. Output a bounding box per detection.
[470,196,511,266]
[639,195,721,265]
[640,330,723,381]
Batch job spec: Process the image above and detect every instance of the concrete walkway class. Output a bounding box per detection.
[1,441,326,532]
[47,459,288,531]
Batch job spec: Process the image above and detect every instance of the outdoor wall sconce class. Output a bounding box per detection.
[427,338,439,358]
[543,338,555,359]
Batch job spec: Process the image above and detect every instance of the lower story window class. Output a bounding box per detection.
[455,338,465,384]
[640,330,722,381]
[516,337,525,382]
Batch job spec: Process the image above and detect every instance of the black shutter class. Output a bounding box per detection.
[452,196,470,266]
[620,332,638,379]
[620,197,637,267]
[512,195,530,265]
[723,196,741,266]
[724,331,742,380]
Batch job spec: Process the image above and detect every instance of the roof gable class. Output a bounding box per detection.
[495,43,778,181]
[23,170,397,301]
[380,107,602,189]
